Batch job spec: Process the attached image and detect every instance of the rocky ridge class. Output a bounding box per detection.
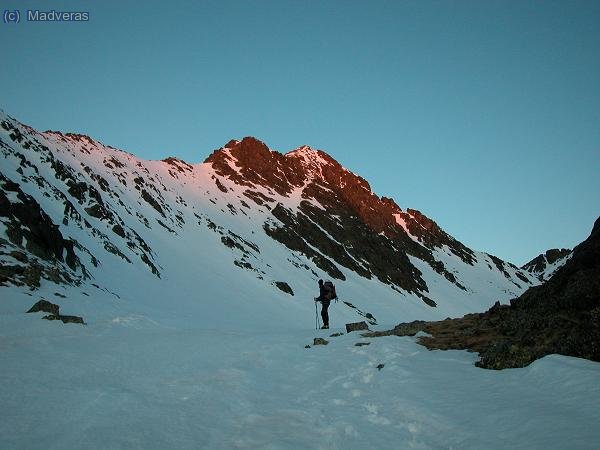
[366,217,600,369]
[522,248,571,281]
[1,110,538,323]
[206,138,533,305]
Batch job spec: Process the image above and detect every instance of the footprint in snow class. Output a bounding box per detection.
[364,403,391,426]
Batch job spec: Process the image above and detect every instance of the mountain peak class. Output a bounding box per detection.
[205,136,272,164]
[286,144,316,154]
[201,136,478,269]
[0,110,540,317]
[204,137,306,196]
[226,136,269,153]
[522,248,572,281]
[285,145,337,169]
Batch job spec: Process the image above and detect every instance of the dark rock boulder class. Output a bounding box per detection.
[274,281,294,296]
[313,338,329,346]
[42,314,85,325]
[27,300,85,325]
[346,321,369,333]
[57,315,85,325]
[27,299,60,315]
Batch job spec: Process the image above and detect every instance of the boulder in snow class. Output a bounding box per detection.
[345,321,368,333]
[27,299,59,315]
[42,314,85,325]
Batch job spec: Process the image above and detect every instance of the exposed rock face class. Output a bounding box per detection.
[522,248,572,281]
[27,299,60,315]
[1,115,166,292]
[0,174,78,269]
[210,138,315,193]
[26,300,85,325]
[0,172,87,289]
[367,217,600,369]
[205,139,508,306]
[511,219,598,314]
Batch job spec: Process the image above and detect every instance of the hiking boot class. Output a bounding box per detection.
[321,325,329,329]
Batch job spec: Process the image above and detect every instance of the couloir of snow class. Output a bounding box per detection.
[1,111,598,449]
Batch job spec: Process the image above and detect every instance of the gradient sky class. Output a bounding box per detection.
[1,0,599,265]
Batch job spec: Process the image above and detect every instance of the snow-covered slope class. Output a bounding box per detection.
[0,111,538,329]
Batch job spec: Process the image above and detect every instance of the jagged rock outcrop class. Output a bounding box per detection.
[0,174,79,269]
[27,299,60,315]
[522,248,571,281]
[26,299,85,324]
[367,216,600,369]
[43,314,85,325]
[274,281,294,296]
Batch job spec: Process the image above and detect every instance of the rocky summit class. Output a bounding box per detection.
[521,247,572,281]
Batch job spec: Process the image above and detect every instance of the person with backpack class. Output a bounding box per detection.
[314,279,336,329]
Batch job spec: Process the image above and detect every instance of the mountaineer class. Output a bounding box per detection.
[314,279,337,329]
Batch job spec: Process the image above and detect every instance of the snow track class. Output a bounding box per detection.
[1,318,598,450]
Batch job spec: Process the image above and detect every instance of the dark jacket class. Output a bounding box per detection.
[319,284,327,298]
[317,284,330,304]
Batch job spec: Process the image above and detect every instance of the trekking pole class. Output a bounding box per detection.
[315,302,319,330]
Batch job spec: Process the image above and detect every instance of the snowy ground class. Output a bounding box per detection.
[1,306,599,450]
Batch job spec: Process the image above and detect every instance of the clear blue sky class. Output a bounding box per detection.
[1,0,599,265]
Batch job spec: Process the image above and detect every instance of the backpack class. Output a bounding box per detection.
[323,281,337,301]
